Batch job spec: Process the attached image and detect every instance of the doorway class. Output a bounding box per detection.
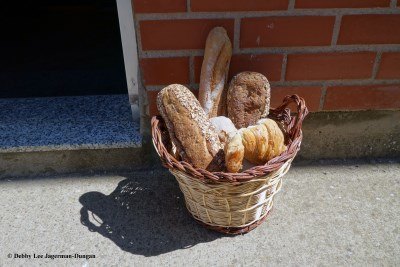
[0,1,127,98]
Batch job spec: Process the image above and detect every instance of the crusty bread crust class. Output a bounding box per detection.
[199,27,232,118]
[227,72,271,128]
[157,84,223,170]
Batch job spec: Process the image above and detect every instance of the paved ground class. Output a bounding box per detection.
[0,161,399,266]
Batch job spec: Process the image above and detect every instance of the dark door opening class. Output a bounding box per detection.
[0,1,127,98]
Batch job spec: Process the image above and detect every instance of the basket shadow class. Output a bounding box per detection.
[78,170,225,256]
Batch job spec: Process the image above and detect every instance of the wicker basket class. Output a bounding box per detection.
[152,95,308,234]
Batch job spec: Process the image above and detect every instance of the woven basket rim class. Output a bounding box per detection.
[152,94,309,183]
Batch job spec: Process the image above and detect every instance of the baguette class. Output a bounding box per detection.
[199,27,232,118]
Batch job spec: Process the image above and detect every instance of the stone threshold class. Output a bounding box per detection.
[0,94,141,151]
[0,95,143,178]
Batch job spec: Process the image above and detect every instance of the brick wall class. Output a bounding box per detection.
[132,0,400,116]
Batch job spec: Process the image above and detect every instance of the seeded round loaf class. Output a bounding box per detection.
[157,84,224,171]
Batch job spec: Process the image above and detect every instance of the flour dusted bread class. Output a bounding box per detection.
[157,84,224,170]
[199,27,232,118]
[210,116,237,145]
[227,72,271,128]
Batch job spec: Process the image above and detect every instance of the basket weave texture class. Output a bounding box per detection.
[152,95,308,234]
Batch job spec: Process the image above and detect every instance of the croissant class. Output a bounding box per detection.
[224,133,245,173]
[240,124,269,165]
[224,119,287,172]
[257,118,287,161]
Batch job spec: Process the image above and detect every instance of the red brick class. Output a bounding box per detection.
[140,57,189,85]
[147,89,199,117]
[240,16,335,48]
[286,52,376,81]
[133,0,186,13]
[193,54,283,83]
[324,84,400,110]
[271,86,322,111]
[377,52,400,79]
[295,0,390,8]
[140,19,234,50]
[229,54,284,81]
[191,0,288,11]
[338,15,400,45]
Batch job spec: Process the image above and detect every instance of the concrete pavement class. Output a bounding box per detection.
[0,161,399,266]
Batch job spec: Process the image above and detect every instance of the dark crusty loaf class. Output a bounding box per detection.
[157,84,224,170]
[227,71,271,128]
[198,27,232,118]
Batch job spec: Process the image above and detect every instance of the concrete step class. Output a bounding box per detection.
[0,161,399,265]
[0,95,142,178]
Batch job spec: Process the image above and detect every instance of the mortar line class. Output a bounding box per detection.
[132,16,147,111]
[134,17,144,57]
[238,45,400,54]
[371,51,383,79]
[139,45,400,58]
[270,79,400,87]
[390,0,397,8]
[193,79,400,88]
[136,8,400,21]
[146,85,177,91]
[187,0,191,12]
[233,18,241,53]
[288,0,296,10]
[280,54,288,82]
[139,50,204,58]
[189,56,195,87]
[331,15,342,46]
[319,84,328,111]
[146,84,200,91]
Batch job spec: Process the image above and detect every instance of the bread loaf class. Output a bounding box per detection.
[224,133,244,173]
[210,116,237,145]
[157,84,224,170]
[227,72,271,128]
[199,27,232,118]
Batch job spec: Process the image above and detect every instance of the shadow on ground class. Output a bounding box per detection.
[78,169,225,256]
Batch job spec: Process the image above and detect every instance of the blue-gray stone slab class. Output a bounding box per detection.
[0,95,141,152]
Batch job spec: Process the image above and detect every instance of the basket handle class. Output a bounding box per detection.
[273,94,309,140]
